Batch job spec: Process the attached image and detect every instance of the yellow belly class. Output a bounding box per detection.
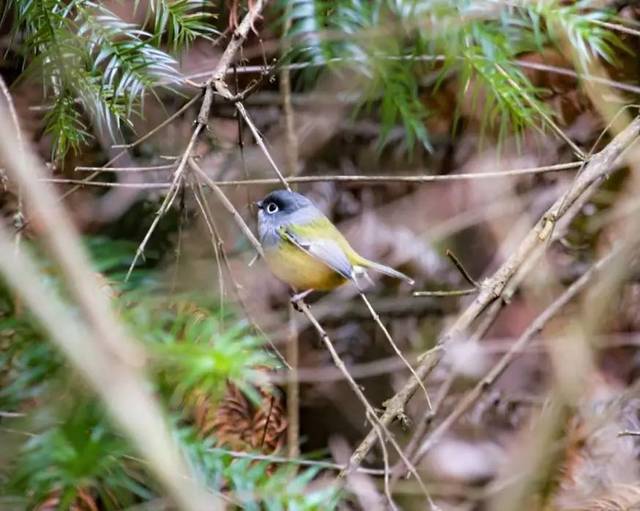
[264,242,348,291]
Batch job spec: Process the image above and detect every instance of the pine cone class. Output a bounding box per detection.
[195,385,253,450]
[193,377,288,455]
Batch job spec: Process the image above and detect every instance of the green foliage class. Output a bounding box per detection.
[179,427,341,511]
[0,296,61,412]
[6,0,216,161]
[146,0,218,50]
[0,237,334,509]
[281,0,622,151]
[123,292,279,405]
[7,402,150,509]
[525,0,623,67]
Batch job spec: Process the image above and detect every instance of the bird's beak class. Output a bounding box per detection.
[255,200,263,210]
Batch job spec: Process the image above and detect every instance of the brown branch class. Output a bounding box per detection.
[41,160,583,188]
[294,299,439,510]
[183,55,640,96]
[413,246,620,464]
[75,163,177,172]
[341,115,640,478]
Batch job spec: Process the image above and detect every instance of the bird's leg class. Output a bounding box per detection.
[353,267,373,290]
[290,289,314,312]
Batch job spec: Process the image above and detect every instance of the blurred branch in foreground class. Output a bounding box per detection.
[0,104,219,510]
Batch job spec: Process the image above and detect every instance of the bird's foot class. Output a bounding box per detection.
[290,289,313,312]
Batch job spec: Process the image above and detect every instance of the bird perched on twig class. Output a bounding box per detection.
[256,190,414,303]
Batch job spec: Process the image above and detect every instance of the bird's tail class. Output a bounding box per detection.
[358,258,415,286]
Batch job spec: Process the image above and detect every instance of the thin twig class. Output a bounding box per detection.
[190,175,227,315]
[75,163,177,172]
[413,288,477,297]
[375,424,399,511]
[446,249,480,289]
[41,160,584,189]
[125,1,268,280]
[183,54,640,96]
[414,250,480,297]
[342,116,640,477]
[294,299,439,510]
[125,125,203,280]
[359,292,432,410]
[205,447,385,475]
[233,102,291,190]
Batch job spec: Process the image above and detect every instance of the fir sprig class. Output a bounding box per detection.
[7,403,151,509]
[147,0,219,50]
[6,0,216,161]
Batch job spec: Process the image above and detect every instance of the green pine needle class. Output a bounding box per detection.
[281,0,624,153]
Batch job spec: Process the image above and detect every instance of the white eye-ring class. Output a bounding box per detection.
[266,202,279,214]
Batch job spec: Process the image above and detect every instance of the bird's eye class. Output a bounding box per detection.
[266,202,279,214]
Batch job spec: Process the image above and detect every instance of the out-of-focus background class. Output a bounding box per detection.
[2,1,640,510]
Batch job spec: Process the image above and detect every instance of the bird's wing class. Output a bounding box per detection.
[280,225,354,281]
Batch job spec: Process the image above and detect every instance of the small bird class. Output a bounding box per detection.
[256,189,414,301]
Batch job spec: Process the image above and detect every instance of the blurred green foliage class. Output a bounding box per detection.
[0,237,338,509]
[281,0,623,152]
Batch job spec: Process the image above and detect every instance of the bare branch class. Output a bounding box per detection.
[414,247,620,463]
[182,54,640,96]
[359,292,432,409]
[42,160,583,189]
[126,0,268,279]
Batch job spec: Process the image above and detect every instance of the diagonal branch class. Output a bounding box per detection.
[341,115,640,477]
[413,246,620,463]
